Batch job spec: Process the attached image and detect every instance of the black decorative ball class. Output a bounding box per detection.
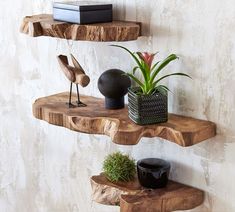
[98,69,131,109]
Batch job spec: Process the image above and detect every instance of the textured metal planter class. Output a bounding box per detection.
[128,87,168,125]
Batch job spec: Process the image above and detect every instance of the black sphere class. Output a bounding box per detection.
[98,69,131,109]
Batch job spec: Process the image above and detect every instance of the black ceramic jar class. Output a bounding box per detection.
[98,69,131,109]
[137,158,171,189]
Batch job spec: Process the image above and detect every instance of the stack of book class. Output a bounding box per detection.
[53,1,113,24]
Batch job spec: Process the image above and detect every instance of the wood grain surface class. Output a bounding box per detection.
[20,14,141,41]
[32,92,216,146]
[91,174,204,212]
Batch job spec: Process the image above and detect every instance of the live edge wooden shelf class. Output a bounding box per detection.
[20,14,141,42]
[91,174,204,212]
[33,92,216,146]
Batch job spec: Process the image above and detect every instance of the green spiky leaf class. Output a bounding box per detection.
[111,45,148,83]
[150,54,179,83]
[153,73,192,87]
[132,66,139,75]
[151,61,161,71]
[126,73,144,88]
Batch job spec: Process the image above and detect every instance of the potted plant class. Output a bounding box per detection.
[103,152,136,182]
[111,45,191,125]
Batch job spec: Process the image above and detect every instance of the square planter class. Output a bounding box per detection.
[128,87,168,125]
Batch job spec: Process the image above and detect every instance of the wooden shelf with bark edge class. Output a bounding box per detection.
[91,174,204,212]
[33,92,216,146]
[20,14,141,42]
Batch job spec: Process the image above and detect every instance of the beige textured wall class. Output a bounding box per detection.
[0,0,235,212]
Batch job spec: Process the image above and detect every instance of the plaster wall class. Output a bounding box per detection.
[0,0,235,212]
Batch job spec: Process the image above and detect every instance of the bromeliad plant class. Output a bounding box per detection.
[111,45,191,95]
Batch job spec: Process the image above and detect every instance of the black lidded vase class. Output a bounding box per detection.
[98,69,131,109]
[137,158,171,189]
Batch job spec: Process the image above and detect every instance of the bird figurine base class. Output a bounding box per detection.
[66,102,87,108]
[76,101,87,107]
[66,103,76,108]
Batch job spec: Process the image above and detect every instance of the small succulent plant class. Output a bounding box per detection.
[103,152,136,183]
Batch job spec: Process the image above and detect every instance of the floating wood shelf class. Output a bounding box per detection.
[20,14,141,42]
[33,92,216,146]
[91,174,204,212]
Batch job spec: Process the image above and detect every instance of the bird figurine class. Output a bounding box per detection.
[57,54,90,108]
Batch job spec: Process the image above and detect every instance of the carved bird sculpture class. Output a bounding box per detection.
[57,54,90,108]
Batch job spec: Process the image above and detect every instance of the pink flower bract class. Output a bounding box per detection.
[137,52,156,69]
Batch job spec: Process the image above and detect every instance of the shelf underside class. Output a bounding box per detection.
[91,174,204,212]
[33,92,216,146]
[20,14,141,42]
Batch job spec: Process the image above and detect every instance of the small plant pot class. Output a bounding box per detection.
[128,87,168,125]
[137,158,171,189]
